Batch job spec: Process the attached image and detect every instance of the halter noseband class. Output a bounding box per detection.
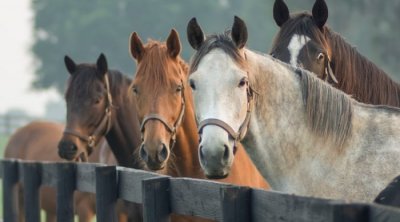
[140,80,186,149]
[63,73,113,151]
[197,85,254,154]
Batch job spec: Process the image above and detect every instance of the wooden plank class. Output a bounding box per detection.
[2,159,20,222]
[368,203,400,222]
[96,166,118,222]
[57,162,76,222]
[332,203,369,222]
[41,162,58,187]
[76,162,102,193]
[170,177,228,220]
[142,177,171,222]
[117,166,163,203]
[251,189,338,222]
[22,162,42,222]
[220,185,251,222]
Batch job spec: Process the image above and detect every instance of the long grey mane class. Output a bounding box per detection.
[295,67,353,148]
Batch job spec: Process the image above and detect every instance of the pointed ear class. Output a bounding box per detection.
[129,32,145,61]
[187,17,205,50]
[64,55,77,75]
[312,0,328,30]
[166,29,181,58]
[273,0,290,27]
[231,16,248,49]
[96,53,108,77]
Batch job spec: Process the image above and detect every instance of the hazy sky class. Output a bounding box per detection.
[0,1,61,117]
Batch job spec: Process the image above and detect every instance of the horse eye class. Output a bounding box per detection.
[132,86,138,94]
[94,98,101,104]
[176,85,183,92]
[189,79,196,90]
[238,78,247,88]
[317,53,325,61]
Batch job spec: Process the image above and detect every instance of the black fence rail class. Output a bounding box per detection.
[1,159,400,222]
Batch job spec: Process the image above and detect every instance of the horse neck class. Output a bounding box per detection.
[105,75,143,169]
[168,86,204,178]
[327,31,400,107]
[242,50,329,188]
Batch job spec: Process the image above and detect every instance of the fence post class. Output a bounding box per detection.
[220,186,251,222]
[22,162,42,222]
[96,165,118,222]
[142,177,171,222]
[333,203,369,222]
[2,160,19,222]
[57,162,76,222]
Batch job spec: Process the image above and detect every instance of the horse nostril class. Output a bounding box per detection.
[139,145,148,162]
[199,145,205,160]
[223,144,230,161]
[157,143,168,162]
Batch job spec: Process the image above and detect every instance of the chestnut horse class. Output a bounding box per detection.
[270,0,400,107]
[129,30,268,220]
[57,54,143,221]
[4,121,119,222]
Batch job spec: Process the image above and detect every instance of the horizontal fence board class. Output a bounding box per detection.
[76,163,102,193]
[117,166,163,203]
[369,203,400,221]
[170,177,228,221]
[252,189,337,222]
[40,162,58,187]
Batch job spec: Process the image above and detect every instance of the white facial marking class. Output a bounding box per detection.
[288,34,311,66]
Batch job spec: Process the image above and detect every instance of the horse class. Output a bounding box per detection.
[270,0,400,107]
[129,30,269,221]
[57,54,144,221]
[3,121,121,222]
[186,16,400,202]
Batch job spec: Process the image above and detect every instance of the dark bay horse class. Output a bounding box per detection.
[129,30,268,183]
[270,0,400,107]
[57,54,144,221]
[4,121,119,222]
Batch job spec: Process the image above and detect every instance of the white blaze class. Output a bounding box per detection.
[288,34,311,66]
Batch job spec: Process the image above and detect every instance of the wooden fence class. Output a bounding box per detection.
[1,159,400,222]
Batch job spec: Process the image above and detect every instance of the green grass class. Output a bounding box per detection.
[0,134,8,218]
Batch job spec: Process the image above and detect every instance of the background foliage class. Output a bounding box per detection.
[31,0,400,93]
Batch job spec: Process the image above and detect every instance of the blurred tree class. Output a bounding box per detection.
[31,0,399,94]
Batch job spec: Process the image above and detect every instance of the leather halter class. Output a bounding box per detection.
[63,73,113,151]
[323,53,338,84]
[197,53,255,154]
[140,80,186,149]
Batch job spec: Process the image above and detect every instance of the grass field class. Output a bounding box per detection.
[0,134,9,219]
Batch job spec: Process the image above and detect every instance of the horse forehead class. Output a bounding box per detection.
[196,50,240,81]
[288,34,311,66]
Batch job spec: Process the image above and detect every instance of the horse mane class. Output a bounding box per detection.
[65,64,131,103]
[327,31,400,107]
[271,12,400,107]
[294,67,353,148]
[134,40,188,90]
[189,31,246,73]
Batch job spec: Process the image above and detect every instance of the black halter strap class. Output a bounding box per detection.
[140,80,186,149]
[63,73,113,151]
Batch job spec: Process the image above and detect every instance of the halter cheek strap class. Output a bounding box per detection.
[63,73,113,151]
[140,80,186,149]
[323,54,338,84]
[197,85,255,154]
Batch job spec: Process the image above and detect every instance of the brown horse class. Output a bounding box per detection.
[4,121,120,222]
[270,0,400,107]
[57,54,143,221]
[129,30,268,221]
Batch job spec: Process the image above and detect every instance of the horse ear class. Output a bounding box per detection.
[187,17,205,50]
[273,0,290,27]
[231,16,248,49]
[312,0,328,30]
[130,32,145,61]
[64,55,77,75]
[166,29,181,58]
[96,53,108,77]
